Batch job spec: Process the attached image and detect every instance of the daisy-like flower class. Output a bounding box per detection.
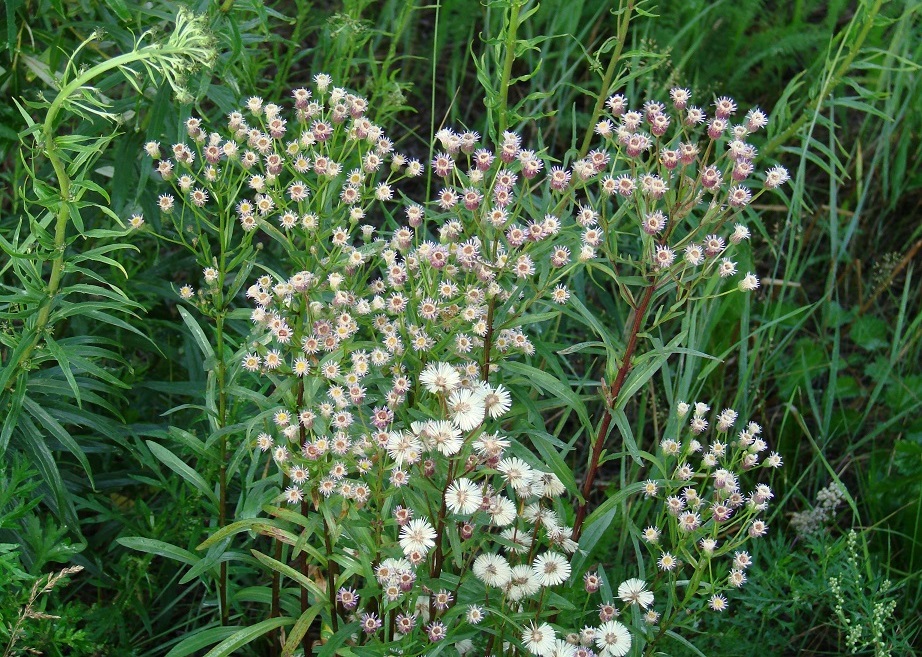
[425,420,464,456]
[466,605,485,624]
[507,564,541,600]
[420,361,461,395]
[738,273,760,291]
[764,165,790,188]
[445,478,483,515]
[497,457,535,493]
[482,384,512,419]
[657,552,678,571]
[500,526,533,554]
[487,495,517,526]
[643,526,661,544]
[709,593,728,612]
[532,551,571,586]
[386,431,422,467]
[241,353,260,372]
[550,639,576,657]
[447,387,486,431]
[360,612,382,634]
[284,486,303,504]
[653,245,676,269]
[595,620,631,657]
[522,621,556,657]
[617,578,654,609]
[399,518,437,556]
[473,553,512,587]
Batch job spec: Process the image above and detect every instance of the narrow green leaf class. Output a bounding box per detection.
[180,541,227,585]
[146,440,218,505]
[317,621,361,657]
[572,502,616,576]
[197,518,281,550]
[283,605,323,657]
[22,396,94,486]
[583,481,647,530]
[201,617,294,657]
[527,430,580,501]
[178,305,215,360]
[164,626,241,657]
[251,549,326,602]
[16,414,80,530]
[664,630,707,656]
[43,335,81,405]
[503,360,591,430]
[0,330,34,392]
[611,409,643,464]
[117,537,200,567]
[0,376,28,454]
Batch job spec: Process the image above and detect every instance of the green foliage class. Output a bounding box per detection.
[0,0,919,654]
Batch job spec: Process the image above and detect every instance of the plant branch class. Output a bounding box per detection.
[573,280,656,539]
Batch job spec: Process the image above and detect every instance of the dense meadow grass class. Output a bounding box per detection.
[0,1,920,655]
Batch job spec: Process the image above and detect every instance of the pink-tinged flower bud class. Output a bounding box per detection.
[708,118,727,140]
[460,522,474,540]
[670,87,691,110]
[584,571,601,593]
[659,148,679,169]
[423,459,436,477]
[701,165,722,189]
[714,96,737,119]
[606,93,627,115]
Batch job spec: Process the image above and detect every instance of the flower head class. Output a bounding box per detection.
[617,578,654,609]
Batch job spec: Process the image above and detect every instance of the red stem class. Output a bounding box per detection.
[572,281,656,539]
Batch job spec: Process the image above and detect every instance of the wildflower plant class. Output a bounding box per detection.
[146,63,789,654]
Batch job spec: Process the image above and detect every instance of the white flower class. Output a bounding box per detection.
[472,553,512,587]
[466,605,485,624]
[617,578,654,609]
[420,361,461,395]
[522,621,556,657]
[445,478,483,515]
[485,495,516,527]
[595,620,631,657]
[738,273,760,291]
[497,457,535,494]
[499,527,532,554]
[399,518,436,556]
[386,431,422,466]
[448,388,487,431]
[531,551,571,586]
[424,420,464,456]
[550,639,576,657]
[507,564,541,600]
[482,383,512,418]
[535,471,566,498]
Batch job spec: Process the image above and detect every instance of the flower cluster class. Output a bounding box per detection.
[142,76,788,654]
[639,401,782,615]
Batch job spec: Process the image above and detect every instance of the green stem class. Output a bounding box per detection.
[7,32,211,388]
[497,0,523,136]
[578,0,635,158]
[215,311,229,624]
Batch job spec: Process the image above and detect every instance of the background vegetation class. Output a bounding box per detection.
[1,0,919,654]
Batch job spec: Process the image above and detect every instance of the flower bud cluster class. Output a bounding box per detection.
[640,401,782,615]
